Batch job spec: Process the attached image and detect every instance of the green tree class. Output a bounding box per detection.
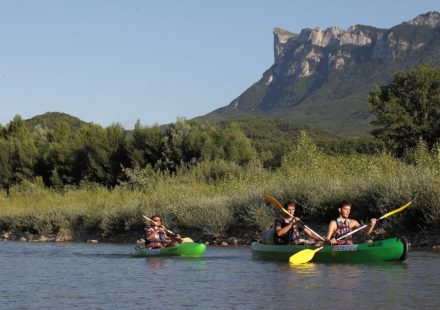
[221,123,256,163]
[72,123,129,186]
[2,116,38,185]
[158,118,206,171]
[368,65,440,156]
[35,121,78,186]
[0,137,13,188]
[74,124,112,184]
[105,123,130,184]
[129,120,163,168]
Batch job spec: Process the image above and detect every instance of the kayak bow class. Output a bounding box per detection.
[131,242,206,258]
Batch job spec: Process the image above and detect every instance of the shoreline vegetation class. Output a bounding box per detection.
[1,132,440,249]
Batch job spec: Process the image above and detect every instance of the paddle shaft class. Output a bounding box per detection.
[142,215,176,236]
[142,215,194,243]
[336,223,369,241]
[265,195,325,241]
[337,201,412,241]
[299,221,325,242]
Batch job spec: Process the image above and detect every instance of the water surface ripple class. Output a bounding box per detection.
[1,242,439,309]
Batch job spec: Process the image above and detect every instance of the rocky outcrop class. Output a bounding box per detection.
[407,11,440,27]
[201,11,440,135]
[273,12,440,79]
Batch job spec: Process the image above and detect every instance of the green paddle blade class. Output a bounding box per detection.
[289,247,323,265]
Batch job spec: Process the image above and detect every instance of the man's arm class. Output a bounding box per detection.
[325,221,337,244]
[276,222,292,236]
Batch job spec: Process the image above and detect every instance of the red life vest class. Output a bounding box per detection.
[334,219,352,245]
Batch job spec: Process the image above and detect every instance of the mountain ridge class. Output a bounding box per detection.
[198,11,440,136]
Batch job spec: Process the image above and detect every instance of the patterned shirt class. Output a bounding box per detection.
[334,219,352,245]
[145,225,167,248]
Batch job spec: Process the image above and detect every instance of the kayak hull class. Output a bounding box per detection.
[131,242,206,258]
[251,238,408,263]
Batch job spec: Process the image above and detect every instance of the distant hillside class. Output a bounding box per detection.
[199,12,440,136]
[214,117,380,167]
[25,112,88,131]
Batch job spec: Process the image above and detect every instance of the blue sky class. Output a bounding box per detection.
[1,1,439,128]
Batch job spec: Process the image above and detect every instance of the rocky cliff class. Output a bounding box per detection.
[200,12,440,135]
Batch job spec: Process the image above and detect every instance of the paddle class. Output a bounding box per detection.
[289,247,323,265]
[264,195,325,241]
[142,215,193,243]
[289,200,412,265]
[337,200,412,241]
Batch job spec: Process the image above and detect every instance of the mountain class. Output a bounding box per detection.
[25,112,88,131]
[199,12,440,135]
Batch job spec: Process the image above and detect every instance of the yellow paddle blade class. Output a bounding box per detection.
[289,247,323,265]
[181,237,194,243]
[380,201,412,220]
[264,195,291,217]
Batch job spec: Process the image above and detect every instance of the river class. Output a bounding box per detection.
[1,241,439,309]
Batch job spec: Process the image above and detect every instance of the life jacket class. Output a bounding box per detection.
[274,217,302,245]
[334,218,352,245]
[144,225,167,248]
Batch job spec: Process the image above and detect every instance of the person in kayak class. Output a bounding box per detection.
[145,215,181,249]
[325,201,377,245]
[275,200,323,245]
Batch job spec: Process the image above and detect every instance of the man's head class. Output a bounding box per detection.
[283,200,296,217]
[338,201,352,219]
[151,215,161,224]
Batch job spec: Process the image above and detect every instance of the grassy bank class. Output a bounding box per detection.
[1,134,440,244]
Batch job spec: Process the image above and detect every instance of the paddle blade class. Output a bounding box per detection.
[181,237,194,243]
[380,201,412,220]
[264,195,290,217]
[289,247,323,265]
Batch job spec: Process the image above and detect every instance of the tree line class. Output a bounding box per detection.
[1,65,440,190]
[0,117,257,189]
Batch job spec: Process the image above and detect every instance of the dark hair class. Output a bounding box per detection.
[340,201,352,208]
[284,200,296,209]
[150,214,161,220]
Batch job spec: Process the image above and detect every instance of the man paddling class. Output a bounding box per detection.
[145,215,181,249]
[325,201,377,245]
[275,200,323,245]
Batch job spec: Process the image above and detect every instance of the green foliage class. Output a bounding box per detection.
[369,65,440,156]
[1,145,440,240]
[2,113,440,240]
[280,131,326,174]
[25,112,87,131]
[0,116,38,187]
[129,120,163,168]
[215,117,381,169]
[221,123,256,163]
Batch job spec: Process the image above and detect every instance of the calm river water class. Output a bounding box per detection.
[1,241,439,310]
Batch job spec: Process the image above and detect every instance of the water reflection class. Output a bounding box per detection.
[144,256,206,270]
[288,262,318,273]
[145,257,167,269]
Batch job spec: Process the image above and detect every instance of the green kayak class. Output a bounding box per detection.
[131,242,206,258]
[251,238,408,263]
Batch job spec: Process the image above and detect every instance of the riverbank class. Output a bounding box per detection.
[1,139,440,249]
[2,227,440,249]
